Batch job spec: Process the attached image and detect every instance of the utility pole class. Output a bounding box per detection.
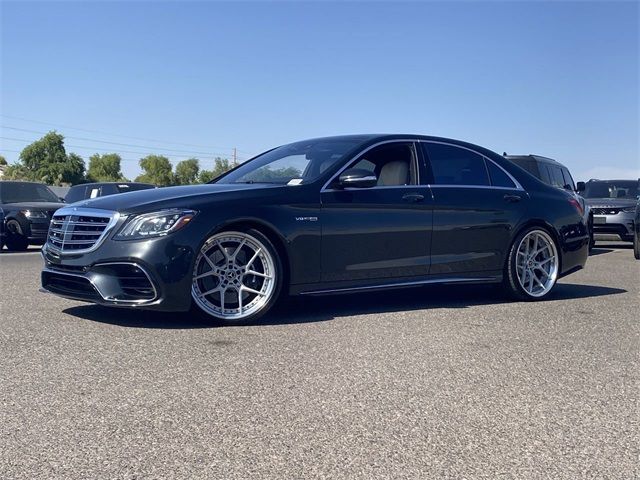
[233,147,237,165]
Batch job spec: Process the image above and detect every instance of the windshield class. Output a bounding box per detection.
[216,139,362,185]
[583,180,639,199]
[0,182,60,203]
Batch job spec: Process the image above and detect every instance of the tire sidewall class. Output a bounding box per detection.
[505,227,559,301]
[192,228,284,326]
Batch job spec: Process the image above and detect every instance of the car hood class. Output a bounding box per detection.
[584,197,637,208]
[0,201,65,211]
[67,183,282,213]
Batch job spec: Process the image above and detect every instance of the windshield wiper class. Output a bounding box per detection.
[234,180,281,184]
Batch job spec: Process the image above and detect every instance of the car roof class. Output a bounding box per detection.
[505,154,565,166]
[587,179,639,183]
[0,180,48,184]
[295,134,502,158]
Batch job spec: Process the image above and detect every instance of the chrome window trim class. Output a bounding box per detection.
[47,207,120,255]
[419,140,525,191]
[42,261,158,305]
[321,139,424,193]
[321,138,525,194]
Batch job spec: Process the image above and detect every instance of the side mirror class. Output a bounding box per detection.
[338,168,377,188]
[576,181,586,192]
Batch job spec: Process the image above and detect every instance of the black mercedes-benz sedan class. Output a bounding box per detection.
[41,135,590,324]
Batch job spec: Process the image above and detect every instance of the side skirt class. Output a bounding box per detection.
[295,274,502,296]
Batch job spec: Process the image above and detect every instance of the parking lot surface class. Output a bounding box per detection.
[1,245,638,479]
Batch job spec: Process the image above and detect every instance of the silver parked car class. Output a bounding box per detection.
[577,179,639,245]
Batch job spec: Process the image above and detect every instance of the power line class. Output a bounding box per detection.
[1,126,232,157]
[0,114,255,155]
[0,136,247,161]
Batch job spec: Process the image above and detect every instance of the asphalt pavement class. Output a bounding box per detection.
[0,244,638,479]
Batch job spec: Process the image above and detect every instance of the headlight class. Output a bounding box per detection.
[20,210,48,219]
[115,209,196,240]
[622,206,637,212]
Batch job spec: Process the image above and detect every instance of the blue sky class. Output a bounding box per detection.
[1,1,638,181]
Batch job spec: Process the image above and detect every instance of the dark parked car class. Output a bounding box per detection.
[65,182,155,203]
[0,181,65,251]
[505,154,593,249]
[41,135,590,325]
[577,179,639,244]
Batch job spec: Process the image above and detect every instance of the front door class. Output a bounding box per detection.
[320,141,433,283]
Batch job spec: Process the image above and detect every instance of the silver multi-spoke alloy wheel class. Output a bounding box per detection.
[191,231,277,321]
[515,229,559,298]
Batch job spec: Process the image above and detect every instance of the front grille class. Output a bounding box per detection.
[48,210,115,253]
[592,207,621,215]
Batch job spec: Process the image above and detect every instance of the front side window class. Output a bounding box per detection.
[65,186,87,203]
[424,143,489,186]
[561,168,576,190]
[340,142,418,187]
[216,139,361,185]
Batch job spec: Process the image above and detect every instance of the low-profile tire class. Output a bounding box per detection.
[503,227,560,301]
[191,228,283,325]
[634,232,640,260]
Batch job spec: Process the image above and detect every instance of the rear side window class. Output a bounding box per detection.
[486,160,516,188]
[546,165,566,189]
[424,143,489,186]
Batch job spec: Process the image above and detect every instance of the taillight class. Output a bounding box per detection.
[568,198,584,215]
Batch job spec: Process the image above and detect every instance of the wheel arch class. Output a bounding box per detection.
[207,218,291,289]
[508,219,563,273]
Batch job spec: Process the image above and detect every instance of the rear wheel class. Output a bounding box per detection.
[504,227,560,300]
[191,229,283,325]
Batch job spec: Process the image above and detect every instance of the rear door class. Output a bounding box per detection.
[422,142,527,275]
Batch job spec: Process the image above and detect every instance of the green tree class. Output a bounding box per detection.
[198,169,216,183]
[174,158,200,185]
[87,153,126,182]
[135,155,173,186]
[65,153,86,185]
[0,155,7,165]
[197,157,236,183]
[3,164,30,180]
[15,131,85,185]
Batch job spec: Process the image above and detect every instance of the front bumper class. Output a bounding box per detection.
[41,228,198,312]
[592,212,634,241]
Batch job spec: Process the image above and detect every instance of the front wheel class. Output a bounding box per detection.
[503,227,560,300]
[634,232,640,260]
[191,229,283,325]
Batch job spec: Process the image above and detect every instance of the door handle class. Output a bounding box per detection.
[504,194,522,203]
[402,193,425,203]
